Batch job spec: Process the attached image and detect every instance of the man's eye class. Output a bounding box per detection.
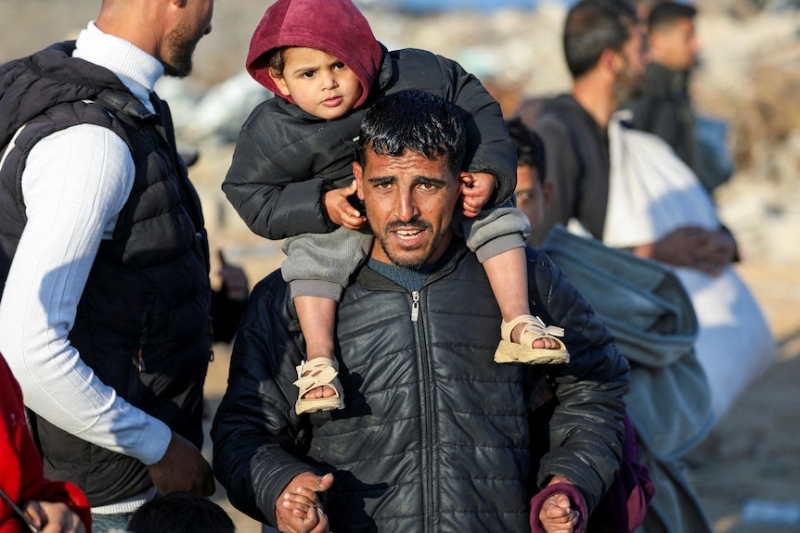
[301,71,314,78]
[516,191,532,201]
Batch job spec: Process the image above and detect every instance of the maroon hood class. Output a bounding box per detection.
[246,0,384,110]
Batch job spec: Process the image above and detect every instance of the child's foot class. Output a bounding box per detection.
[294,358,345,415]
[494,314,570,365]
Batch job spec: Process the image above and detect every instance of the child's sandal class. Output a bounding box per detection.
[494,314,570,365]
[294,358,345,415]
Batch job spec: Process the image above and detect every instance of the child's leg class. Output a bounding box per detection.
[294,295,337,399]
[482,247,560,350]
[281,228,373,413]
[460,203,569,364]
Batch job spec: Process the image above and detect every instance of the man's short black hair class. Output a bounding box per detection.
[505,118,546,184]
[357,89,467,173]
[563,0,638,78]
[648,1,697,33]
[127,493,235,533]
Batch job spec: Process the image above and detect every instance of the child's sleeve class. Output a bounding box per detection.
[437,55,518,207]
[222,107,340,240]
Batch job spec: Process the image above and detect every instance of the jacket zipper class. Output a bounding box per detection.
[135,310,150,372]
[411,289,435,531]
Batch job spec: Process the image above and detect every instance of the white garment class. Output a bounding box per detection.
[603,112,777,422]
[0,21,172,472]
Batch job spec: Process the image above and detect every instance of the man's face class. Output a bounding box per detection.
[515,164,551,239]
[163,0,214,78]
[270,47,364,120]
[353,149,463,269]
[613,22,647,101]
[650,17,699,72]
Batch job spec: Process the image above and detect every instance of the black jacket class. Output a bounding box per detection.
[222,47,517,240]
[529,94,611,245]
[0,42,212,505]
[212,241,630,532]
[623,62,695,171]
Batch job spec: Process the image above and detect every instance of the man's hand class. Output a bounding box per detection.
[633,226,736,276]
[146,431,214,496]
[460,172,496,218]
[323,181,366,230]
[23,500,86,533]
[276,472,334,533]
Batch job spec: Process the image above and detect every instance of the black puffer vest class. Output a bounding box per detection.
[0,42,212,505]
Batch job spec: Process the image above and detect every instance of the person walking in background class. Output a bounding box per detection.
[222,0,570,416]
[525,0,774,426]
[623,3,701,182]
[0,0,222,530]
[624,1,734,193]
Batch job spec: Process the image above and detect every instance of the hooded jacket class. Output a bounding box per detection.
[223,0,517,240]
[0,43,212,505]
[212,242,630,532]
[247,0,383,111]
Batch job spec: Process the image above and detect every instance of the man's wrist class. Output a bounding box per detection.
[136,417,173,466]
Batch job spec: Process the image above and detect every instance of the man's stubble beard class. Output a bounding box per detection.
[377,220,444,270]
[162,22,202,78]
[613,64,644,102]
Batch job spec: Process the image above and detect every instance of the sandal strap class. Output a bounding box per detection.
[501,314,565,342]
[294,358,340,397]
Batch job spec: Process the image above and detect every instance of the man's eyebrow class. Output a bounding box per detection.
[415,176,447,186]
[367,176,395,185]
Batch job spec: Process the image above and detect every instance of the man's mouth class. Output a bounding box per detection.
[395,228,424,240]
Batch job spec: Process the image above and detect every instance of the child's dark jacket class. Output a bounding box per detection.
[223,46,517,240]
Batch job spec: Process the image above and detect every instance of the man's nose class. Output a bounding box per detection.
[396,190,419,222]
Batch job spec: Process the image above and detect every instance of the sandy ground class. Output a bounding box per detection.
[190,145,800,533]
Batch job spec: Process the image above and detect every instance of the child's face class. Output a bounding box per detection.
[269,47,364,120]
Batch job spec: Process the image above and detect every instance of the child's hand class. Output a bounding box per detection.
[324,180,366,230]
[460,172,496,218]
[538,493,580,533]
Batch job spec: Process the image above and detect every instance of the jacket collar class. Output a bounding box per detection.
[356,237,469,292]
[642,61,691,100]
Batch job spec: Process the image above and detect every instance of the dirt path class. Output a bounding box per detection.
[686,262,800,533]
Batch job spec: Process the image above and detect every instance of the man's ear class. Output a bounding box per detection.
[602,48,624,75]
[353,161,365,200]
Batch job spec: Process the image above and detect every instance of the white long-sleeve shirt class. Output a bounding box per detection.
[0,22,173,470]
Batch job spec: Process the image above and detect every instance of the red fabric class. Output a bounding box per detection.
[0,354,91,532]
[589,416,654,533]
[246,0,384,110]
